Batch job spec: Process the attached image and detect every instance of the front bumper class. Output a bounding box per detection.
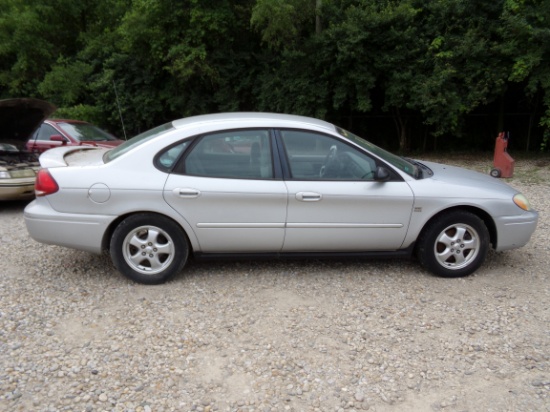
[494,210,539,251]
[24,198,116,254]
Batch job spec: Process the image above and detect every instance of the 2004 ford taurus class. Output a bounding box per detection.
[24,113,538,284]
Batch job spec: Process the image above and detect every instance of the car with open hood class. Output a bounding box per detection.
[24,112,538,284]
[26,118,124,154]
[0,98,56,201]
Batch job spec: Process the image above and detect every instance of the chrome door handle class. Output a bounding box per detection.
[173,188,200,198]
[296,192,322,202]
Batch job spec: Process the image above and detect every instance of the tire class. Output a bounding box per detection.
[110,213,189,284]
[416,210,489,278]
[490,168,501,178]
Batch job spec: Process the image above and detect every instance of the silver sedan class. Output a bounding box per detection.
[24,113,538,284]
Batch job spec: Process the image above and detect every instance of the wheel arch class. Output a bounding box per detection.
[416,205,497,252]
[101,211,195,254]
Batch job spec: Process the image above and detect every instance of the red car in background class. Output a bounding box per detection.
[26,119,124,153]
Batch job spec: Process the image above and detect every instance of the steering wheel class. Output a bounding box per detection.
[319,145,338,178]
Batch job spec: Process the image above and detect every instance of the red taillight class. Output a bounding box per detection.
[35,169,59,196]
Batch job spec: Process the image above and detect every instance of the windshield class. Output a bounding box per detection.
[336,127,418,178]
[59,122,117,142]
[104,122,175,163]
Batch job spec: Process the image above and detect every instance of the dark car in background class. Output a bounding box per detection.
[0,98,56,201]
[26,119,124,153]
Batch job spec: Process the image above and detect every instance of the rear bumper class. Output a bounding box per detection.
[494,210,538,251]
[0,180,35,201]
[24,198,115,254]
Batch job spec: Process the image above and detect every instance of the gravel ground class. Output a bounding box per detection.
[1,156,549,412]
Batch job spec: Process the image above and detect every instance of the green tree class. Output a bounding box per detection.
[1,0,548,150]
[95,0,260,134]
[501,0,550,150]
[0,0,88,97]
[251,0,318,49]
[402,0,509,148]
[324,0,422,150]
[251,0,511,151]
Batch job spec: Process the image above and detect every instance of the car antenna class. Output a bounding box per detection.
[113,80,128,140]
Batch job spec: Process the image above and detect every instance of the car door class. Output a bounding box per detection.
[163,129,288,253]
[278,130,414,252]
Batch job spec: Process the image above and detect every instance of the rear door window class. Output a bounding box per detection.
[183,130,273,179]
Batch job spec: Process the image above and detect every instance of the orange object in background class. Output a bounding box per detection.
[490,132,514,178]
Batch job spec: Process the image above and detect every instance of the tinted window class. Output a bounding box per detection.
[184,130,273,179]
[280,130,377,181]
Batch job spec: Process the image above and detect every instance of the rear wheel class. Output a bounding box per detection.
[417,211,489,277]
[111,213,189,284]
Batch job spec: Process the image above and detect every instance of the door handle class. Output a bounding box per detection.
[296,192,322,202]
[173,188,200,198]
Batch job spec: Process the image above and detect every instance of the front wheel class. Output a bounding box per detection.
[110,213,189,284]
[417,211,489,277]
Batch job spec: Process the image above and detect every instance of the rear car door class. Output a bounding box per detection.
[163,129,288,253]
[278,130,415,252]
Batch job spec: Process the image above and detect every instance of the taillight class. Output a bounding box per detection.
[35,169,59,196]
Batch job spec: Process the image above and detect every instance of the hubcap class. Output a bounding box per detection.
[122,225,175,275]
[434,223,480,270]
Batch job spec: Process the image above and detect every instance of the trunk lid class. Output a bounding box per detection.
[38,146,109,168]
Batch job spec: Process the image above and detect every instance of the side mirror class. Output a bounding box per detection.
[374,166,391,182]
[50,135,66,144]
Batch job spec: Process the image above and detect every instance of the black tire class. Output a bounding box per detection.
[490,168,501,178]
[110,213,189,284]
[416,210,489,278]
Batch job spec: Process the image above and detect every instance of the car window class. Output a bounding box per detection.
[35,124,60,141]
[58,122,116,142]
[156,141,191,171]
[280,130,377,181]
[336,127,418,178]
[184,130,273,179]
[104,122,174,163]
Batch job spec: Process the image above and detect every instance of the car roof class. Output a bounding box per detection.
[171,112,337,133]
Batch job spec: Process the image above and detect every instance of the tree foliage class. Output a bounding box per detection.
[0,0,548,151]
[501,0,550,128]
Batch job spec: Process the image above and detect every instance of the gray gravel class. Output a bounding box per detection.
[1,158,549,412]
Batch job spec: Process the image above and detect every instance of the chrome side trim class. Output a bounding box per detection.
[286,223,404,228]
[197,223,285,228]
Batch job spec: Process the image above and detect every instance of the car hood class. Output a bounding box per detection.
[419,160,517,195]
[0,98,57,147]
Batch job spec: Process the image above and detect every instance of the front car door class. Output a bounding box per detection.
[163,129,288,253]
[278,130,415,252]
